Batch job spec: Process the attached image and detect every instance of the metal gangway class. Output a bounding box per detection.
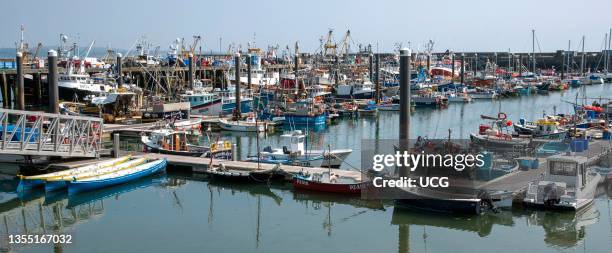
[0,108,103,158]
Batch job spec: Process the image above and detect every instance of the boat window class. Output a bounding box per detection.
[550,161,576,176]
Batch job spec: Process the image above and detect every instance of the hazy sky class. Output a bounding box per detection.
[2,0,612,53]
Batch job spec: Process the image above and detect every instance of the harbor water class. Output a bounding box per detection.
[1,84,611,253]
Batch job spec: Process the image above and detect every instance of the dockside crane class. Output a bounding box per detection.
[323,29,337,57]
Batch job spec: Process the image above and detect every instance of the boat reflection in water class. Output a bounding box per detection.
[0,174,167,252]
[391,202,600,253]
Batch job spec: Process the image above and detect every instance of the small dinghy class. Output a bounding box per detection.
[66,158,167,195]
[44,157,147,192]
[291,171,368,194]
[17,156,131,192]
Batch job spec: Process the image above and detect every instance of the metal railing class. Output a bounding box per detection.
[0,108,103,157]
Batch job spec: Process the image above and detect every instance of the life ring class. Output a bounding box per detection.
[498,112,507,120]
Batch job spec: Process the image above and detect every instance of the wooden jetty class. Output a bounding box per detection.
[49,152,361,181]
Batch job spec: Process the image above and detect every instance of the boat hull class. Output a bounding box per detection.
[66,159,167,195]
[284,114,327,125]
[292,177,367,194]
[58,86,100,101]
[335,91,375,99]
[16,179,44,192]
[45,180,67,192]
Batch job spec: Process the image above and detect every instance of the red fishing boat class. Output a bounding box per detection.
[291,172,368,194]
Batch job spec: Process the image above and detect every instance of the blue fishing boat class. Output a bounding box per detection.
[66,158,167,195]
[284,99,327,126]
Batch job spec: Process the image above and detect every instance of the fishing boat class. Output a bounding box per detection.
[16,156,131,192]
[245,130,352,168]
[218,115,266,132]
[57,60,113,101]
[357,101,378,116]
[284,98,327,125]
[470,114,530,149]
[335,80,375,99]
[291,171,368,194]
[181,90,223,116]
[66,158,167,195]
[142,129,229,157]
[514,119,567,139]
[446,92,472,103]
[171,118,203,133]
[467,88,497,99]
[44,157,147,192]
[523,155,602,211]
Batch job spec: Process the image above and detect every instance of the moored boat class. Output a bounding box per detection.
[218,115,267,132]
[291,172,368,194]
[66,158,167,195]
[17,156,131,192]
[142,129,210,157]
[45,157,148,192]
[523,155,601,211]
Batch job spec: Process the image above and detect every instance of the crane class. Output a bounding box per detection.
[323,29,337,56]
[189,35,202,56]
[339,30,351,56]
[32,42,43,60]
[83,40,95,59]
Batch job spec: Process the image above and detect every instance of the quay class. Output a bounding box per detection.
[479,140,611,195]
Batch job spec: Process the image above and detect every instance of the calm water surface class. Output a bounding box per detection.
[0,84,610,253]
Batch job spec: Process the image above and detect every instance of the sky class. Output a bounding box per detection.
[2,0,612,53]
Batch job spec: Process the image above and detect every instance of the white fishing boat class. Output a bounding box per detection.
[247,130,352,168]
[523,155,602,210]
[467,89,497,99]
[58,57,113,101]
[446,92,472,103]
[335,80,375,99]
[218,115,266,132]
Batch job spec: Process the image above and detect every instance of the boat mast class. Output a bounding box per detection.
[532,29,536,75]
[581,36,585,76]
[608,28,612,73]
[605,33,609,73]
[567,40,571,77]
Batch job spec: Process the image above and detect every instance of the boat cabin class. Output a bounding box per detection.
[546,155,589,190]
[279,130,306,155]
[151,130,190,151]
[535,119,562,135]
